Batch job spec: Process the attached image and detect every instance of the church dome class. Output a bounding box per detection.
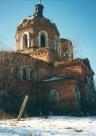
[16,3,60,51]
[16,4,59,36]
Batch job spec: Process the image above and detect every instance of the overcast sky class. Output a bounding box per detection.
[0,0,96,79]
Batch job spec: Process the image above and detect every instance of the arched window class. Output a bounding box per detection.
[41,34,45,47]
[14,66,19,79]
[54,35,59,51]
[22,68,27,80]
[21,32,30,50]
[75,88,80,101]
[38,31,48,48]
[23,34,28,48]
[49,89,59,103]
[63,48,68,57]
[30,69,37,81]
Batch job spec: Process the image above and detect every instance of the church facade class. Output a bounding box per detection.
[0,4,96,115]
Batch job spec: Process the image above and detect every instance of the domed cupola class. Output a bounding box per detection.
[16,3,60,52]
[34,4,44,17]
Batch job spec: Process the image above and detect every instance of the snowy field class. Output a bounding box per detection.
[0,116,96,136]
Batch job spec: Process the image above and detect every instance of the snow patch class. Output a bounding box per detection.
[0,116,96,136]
[43,76,63,82]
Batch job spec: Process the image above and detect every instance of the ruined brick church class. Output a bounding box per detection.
[0,3,96,114]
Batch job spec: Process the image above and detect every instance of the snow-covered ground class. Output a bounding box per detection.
[0,116,96,136]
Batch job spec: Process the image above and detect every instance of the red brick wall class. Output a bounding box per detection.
[38,79,80,111]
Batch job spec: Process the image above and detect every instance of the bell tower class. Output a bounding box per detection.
[15,2,61,63]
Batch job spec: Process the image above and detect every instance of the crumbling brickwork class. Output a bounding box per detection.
[0,3,95,115]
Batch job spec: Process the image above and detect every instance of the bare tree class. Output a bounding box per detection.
[0,51,23,115]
